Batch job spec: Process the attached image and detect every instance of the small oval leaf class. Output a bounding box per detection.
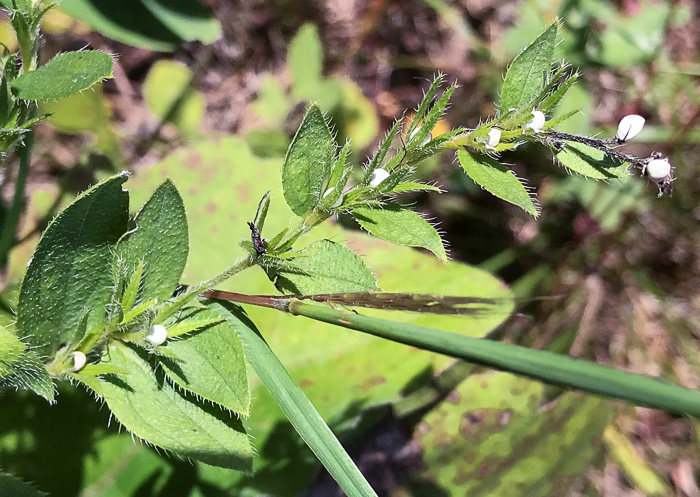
[265,239,378,295]
[282,104,335,216]
[500,22,557,112]
[457,150,539,217]
[352,203,447,262]
[555,142,630,179]
[12,51,113,101]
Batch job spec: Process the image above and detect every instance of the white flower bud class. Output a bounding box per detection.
[71,351,87,372]
[646,158,671,182]
[369,168,390,187]
[616,114,645,142]
[146,324,168,345]
[486,128,502,149]
[525,110,545,132]
[322,187,335,198]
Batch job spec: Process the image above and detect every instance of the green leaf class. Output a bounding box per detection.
[361,118,402,186]
[352,203,447,262]
[407,75,444,137]
[288,23,323,99]
[120,259,144,314]
[318,141,351,210]
[165,315,224,339]
[499,22,557,112]
[391,182,443,194]
[100,342,253,471]
[205,300,379,497]
[539,71,580,113]
[555,142,630,179]
[159,308,250,415]
[58,0,220,51]
[282,104,335,216]
[116,179,189,304]
[143,60,204,136]
[0,472,48,497]
[409,84,456,149]
[411,373,612,497]
[0,325,54,402]
[18,173,130,358]
[12,51,113,101]
[457,150,539,217]
[265,239,378,295]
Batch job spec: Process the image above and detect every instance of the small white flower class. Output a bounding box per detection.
[71,351,87,372]
[646,157,671,182]
[146,324,168,345]
[616,114,645,142]
[486,128,502,149]
[525,110,545,133]
[369,168,390,187]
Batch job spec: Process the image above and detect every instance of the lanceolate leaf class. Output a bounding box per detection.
[12,51,113,101]
[18,173,130,358]
[555,142,629,179]
[457,150,539,217]
[282,104,335,216]
[265,239,378,295]
[499,22,557,113]
[159,308,250,415]
[352,204,447,262]
[100,342,253,471]
[116,180,189,304]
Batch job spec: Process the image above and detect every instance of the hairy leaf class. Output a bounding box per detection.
[12,51,113,101]
[352,204,447,262]
[555,142,629,179]
[500,22,557,112]
[0,325,54,402]
[282,104,335,216]
[266,240,378,295]
[116,180,189,304]
[100,342,253,471]
[458,150,538,217]
[18,173,129,358]
[0,472,48,497]
[159,308,250,415]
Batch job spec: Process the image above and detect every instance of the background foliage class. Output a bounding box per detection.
[1,0,699,496]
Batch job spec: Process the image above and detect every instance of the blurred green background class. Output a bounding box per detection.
[1,0,699,495]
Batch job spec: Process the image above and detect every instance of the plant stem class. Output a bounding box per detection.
[282,300,700,418]
[0,131,33,267]
[153,255,257,324]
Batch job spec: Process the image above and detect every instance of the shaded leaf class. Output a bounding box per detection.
[499,22,557,112]
[457,150,538,217]
[18,173,129,358]
[282,104,335,216]
[0,325,54,402]
[0,472,48,497]
[352,203,447,262]
[159,307,250,415]
[288,23,322,99]
[12,51,113,100]
[100,342,253,471]
[265,239,378,295]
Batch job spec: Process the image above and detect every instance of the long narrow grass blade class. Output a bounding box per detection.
[288,301,700,419]
[205,299,378,497]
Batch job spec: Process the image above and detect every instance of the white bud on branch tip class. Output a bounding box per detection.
[525,110,545,133]
[147,324,168,345]
[369,168,390,187]
[71,351,87,372]
[486,128,501,149]
[646,158,671,182]
[616,114,645,142]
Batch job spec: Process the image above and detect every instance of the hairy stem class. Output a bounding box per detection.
[0,131,33,266]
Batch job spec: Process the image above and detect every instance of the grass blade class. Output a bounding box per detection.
[287,301,700,418]
[205,299,378,497]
